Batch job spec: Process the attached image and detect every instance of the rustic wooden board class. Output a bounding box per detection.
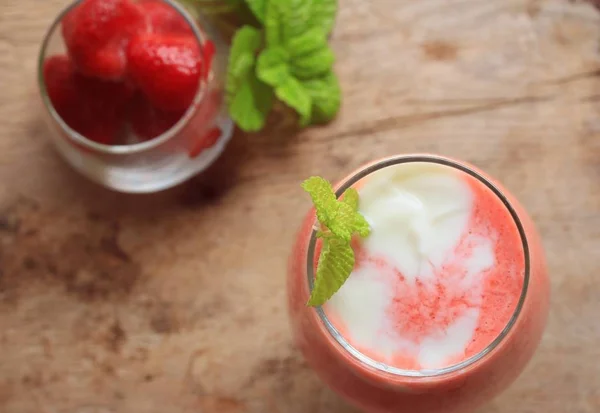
[1,0,599,412]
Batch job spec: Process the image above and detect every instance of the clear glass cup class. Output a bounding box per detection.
[287,154,550,413]
[37,0,234,193]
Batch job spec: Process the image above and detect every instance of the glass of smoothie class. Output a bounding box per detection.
[288,154,550,413]
[37,0,233,193]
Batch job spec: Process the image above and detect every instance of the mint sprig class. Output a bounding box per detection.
[195,0,340,132]
[226,26,274,131]
[302,177,371,307]
[310,238,355,307]
[245,0,267,22]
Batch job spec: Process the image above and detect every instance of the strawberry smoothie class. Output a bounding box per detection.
[288,155,549,413]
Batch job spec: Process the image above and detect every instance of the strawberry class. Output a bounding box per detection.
[202,39,215,79]
[129,93,185,140]
[188,127,221,158]
[43,55,133,145]
[127,33,203,112]
[61,0,147,80]
[43,55,79,113]
[185,89,222,158]
[138,0,193,36]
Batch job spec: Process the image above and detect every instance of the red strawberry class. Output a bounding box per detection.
[129,93,185,140]
[43,55,132,145]
[202,39,215,79]
[61,0,147,80]
[138,0,193,35]
[127,33,203,112]
[188,127,221,158]
[185,89,222,157]
[43,55,79,111]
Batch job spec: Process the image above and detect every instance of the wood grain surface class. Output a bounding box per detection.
[1,0,599,412]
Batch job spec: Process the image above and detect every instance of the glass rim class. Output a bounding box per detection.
[305,154,531,378]
[36,0,209,155]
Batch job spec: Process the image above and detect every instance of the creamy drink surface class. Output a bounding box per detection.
[323,162,525,371]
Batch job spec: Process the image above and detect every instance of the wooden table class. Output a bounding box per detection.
[1,0,599,412]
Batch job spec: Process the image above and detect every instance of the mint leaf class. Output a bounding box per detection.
[310,0,338,34]
[302,178,362,242]
[288,27,328,57]
[262,0,336,43]
[352,211,371,238]
[245,0,267,22]
[290,45,335,80]
[282,0,314,40]
[341,187,359,211]
[341,188,371,237]
[303,176,371,306]
[265,0,336,45]
[308,238,354,306]
[326,201,356,242]
[260,28,334,124]
[199,0,342,132]
[256,47,290,87]
[264,0,287,47]
[301,176,337,225]
[226,26,274,132]
[264,0,314,45]
[226,52,254,104]
[229,71,274,131]
[274,76,312,125]
[228,24,262,55]
[226,25,262,105]
[301,71,341,124]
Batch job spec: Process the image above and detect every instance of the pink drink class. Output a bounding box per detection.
[288,155,549,413]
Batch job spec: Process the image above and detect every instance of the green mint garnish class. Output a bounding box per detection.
[302,177,371,307]
[226,26,274,131]
[308,0,338,35]
[193,0,341,132]
[245,0,267,22]
[299,72,341,125]
[310,237,355,307]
